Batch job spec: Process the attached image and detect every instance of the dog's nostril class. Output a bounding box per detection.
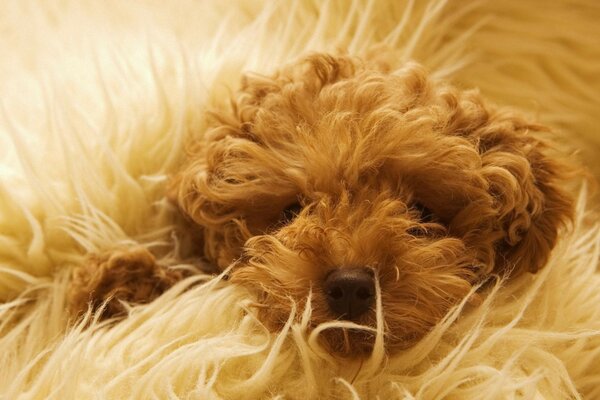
[328,287,344,300]
[324,267,375,320]
[355,286,372,300]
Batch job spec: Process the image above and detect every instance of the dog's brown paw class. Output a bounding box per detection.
[68,247,186,321]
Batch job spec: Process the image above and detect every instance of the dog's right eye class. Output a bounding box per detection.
[280,202,303,224]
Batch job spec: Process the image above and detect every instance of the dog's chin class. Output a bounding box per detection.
[318,327,376,357]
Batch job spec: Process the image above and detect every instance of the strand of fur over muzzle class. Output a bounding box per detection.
[0,0,599,399]
[0,189,598,399]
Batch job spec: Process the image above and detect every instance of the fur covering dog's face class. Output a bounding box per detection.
[174,53,573,355]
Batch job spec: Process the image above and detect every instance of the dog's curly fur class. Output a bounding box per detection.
[69,53,574,355]
[68,247,187,321]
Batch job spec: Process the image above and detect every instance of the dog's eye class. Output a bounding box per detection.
[280,202,303,224]
[412,201,435,223]
[407,201,439,237]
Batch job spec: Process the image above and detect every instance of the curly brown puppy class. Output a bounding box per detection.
[69,53,573,355]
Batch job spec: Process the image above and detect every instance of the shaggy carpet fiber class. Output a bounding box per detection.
[1,1,599,399]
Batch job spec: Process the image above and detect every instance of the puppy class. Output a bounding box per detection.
[69,53,574,355]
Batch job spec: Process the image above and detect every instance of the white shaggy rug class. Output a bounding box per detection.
[1,1,599,398]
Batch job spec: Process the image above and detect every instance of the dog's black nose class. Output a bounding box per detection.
[324,267,375,319]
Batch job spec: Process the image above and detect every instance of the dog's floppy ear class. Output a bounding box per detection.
[173,53,362,221]
[170,53,363,265]
[477,112,574,276]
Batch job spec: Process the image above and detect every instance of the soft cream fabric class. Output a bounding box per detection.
[0,1,598,398]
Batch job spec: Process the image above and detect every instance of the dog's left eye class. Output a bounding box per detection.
[407,201,440,237]
[280,202,303,224]
[412,201,435,223]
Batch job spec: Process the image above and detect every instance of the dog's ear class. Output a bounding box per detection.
[174,52,365,213]
[171,53,363,265]
[477,112,574,277]
[173,53,362,219]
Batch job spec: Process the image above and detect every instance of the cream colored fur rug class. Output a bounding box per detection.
[1,1,599,398]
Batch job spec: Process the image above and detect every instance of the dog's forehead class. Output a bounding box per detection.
[217,66,489,210]
[282,109,452,181]
[263,102,487,217]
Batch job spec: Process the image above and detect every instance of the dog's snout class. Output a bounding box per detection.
[324,267,375,319]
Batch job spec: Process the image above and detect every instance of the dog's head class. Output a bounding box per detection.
[174,53,573,355]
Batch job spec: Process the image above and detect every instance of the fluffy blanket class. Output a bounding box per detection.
[1,1,599,398]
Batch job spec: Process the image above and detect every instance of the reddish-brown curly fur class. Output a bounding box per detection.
[69,53,574,355]
[68,247,186,321]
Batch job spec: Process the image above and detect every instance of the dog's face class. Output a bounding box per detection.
[175,54,573,355]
